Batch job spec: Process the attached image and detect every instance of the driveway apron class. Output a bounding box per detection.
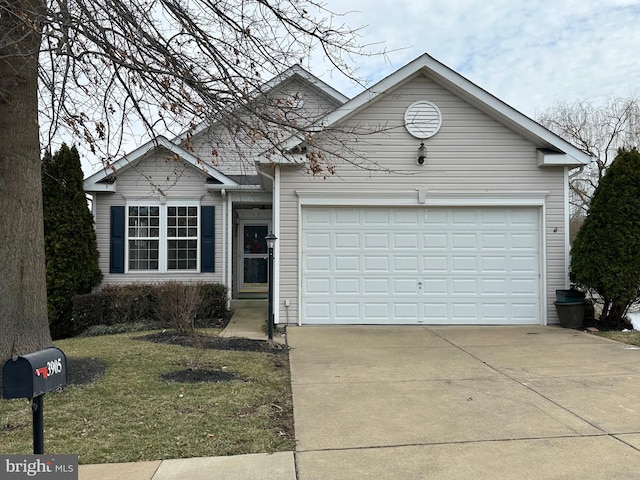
[287,326,640,479]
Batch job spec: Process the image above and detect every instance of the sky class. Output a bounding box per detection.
[309,0,640,119]
[81,0,640,175]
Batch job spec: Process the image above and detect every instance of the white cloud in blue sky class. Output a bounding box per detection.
[313,0,640,117]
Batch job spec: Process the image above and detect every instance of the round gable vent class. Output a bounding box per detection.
[404,101,442,139]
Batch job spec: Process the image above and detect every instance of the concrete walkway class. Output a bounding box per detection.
[288,326,640,479]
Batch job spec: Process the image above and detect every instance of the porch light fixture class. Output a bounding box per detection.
[265,232,278,340]
[417,142,426,165]
[265,232,277,250]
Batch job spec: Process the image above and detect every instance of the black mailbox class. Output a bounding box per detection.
[2,347,67,399]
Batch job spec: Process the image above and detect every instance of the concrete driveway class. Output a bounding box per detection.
[287,326,640,479]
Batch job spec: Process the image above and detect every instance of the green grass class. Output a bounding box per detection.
[595,330,640,346]
[0,330,294,464]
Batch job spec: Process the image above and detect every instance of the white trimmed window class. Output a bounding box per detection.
[126,201,199,272]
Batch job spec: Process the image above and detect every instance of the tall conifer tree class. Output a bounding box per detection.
[570,148,640,328]
[42,144,102,338]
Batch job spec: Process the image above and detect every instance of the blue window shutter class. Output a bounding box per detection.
[201,206,215,272]
[110,206,125,274]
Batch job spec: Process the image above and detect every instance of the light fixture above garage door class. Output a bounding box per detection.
[404,101,442,139]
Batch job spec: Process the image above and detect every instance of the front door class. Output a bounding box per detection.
[240,223,270,291]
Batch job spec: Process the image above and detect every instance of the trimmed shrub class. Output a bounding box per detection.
[194,283,229,321]
[72,282,228,335]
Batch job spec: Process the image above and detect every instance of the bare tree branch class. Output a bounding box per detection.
[539,97,640,216]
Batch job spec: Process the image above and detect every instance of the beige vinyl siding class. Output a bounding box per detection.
[94,150,224,286]
[277,73,567,325]
[186,78,344,176]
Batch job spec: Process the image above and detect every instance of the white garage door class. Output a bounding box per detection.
[302,206,540,325]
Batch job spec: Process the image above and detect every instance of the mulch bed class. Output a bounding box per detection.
[136,331,288,354]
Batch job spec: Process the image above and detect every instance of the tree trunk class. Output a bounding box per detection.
[0,0,52,362]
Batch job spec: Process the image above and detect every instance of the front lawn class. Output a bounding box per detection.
[0,330,294,464]
[595,330,640,346]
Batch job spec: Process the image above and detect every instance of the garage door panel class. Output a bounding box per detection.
[364,256,389,271]
[305,302,331,320]
[424,210,447,224]
[481,210,508,225]
[511,278,539,295]
[394,279,419,294]
[335,278,359,294]
[365,210,390,224]
[394,233,419,249]
[453,303,478,320]
[305,256,331,272]
[452,256,478,272]
[364,233,389,248]
[364,303,389,319]
[305,209,332,225]
[335,209,358,224]
[511,256,538,272]
[424,256,448,272]
[423,279,448,295]
[482,233,507,249]
[335,303,359,320]
[335,256,359,272]
[481,279,507,295]
[393,303,419,321]
[452,234,477,249]
[394,210,420,224]
[481,256,508,272]
[424,233,448,248]
[335,233,359,248]
[512,303,538,319]
[511,233,538,249]
[452,279,478,294]
[305,278,331,294]
[394,256,420,272]
[363,278,389,294]
[302,206,540,325]
[452,210,478,226]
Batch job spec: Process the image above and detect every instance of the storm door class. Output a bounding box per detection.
[240,223,269,290]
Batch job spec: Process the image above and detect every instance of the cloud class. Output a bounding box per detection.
[316,0,640,117]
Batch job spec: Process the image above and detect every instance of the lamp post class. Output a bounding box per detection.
[265,232,277,340]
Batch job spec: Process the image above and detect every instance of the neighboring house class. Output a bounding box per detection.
[84,54,591,326]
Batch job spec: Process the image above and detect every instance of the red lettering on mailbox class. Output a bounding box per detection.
[35,366,49,379]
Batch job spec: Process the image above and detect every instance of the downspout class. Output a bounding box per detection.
[260,165,280,324]
[221,189,228,307]
[564,167,571,288]
[227,191,233,307]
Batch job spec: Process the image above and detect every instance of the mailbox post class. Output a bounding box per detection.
[2,347,67,454]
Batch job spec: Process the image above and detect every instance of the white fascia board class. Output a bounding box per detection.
[536,150,587,167]
[83,138,161,191]
[296,189,549,207]
[83,135,238,191]
[171,65,348,144]
[318,53,592,166]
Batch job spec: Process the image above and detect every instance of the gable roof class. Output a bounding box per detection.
[83,136,238,192]
[84,64,350,190]
[172,64,349,144]
[268,53,592,167]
